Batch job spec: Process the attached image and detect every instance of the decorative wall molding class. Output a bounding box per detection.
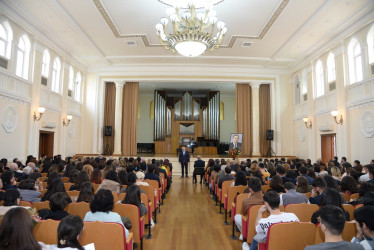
[293,102,308,120]
[39,88,62,112]
[298,122,306,142]
[1,105,17,133]
[68,119,76,138]
[67,99,82,117]
[360,111,374,138]
[314,91,337,116]
[346,78,374,109]
[0,69,32,104]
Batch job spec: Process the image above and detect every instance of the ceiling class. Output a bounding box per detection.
[2,0,374,71]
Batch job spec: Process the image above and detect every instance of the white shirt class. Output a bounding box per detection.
[256,212,299,236]
[360,173,370,182]
[40,242,95,250]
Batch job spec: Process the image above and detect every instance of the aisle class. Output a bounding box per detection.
[143,177,243,250]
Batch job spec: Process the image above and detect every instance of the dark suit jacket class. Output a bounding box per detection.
[229,143,242,150]
[179,151,190,164]
[218,174,235,188]
[145,172,161,187]
[194,159,205,175]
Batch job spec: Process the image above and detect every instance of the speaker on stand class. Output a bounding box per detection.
[104,126,112,155]
[266,130,276,157]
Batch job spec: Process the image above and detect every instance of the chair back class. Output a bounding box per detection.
[112,192,119,203]
[140,185,157,212]
[340,193,350,202]
[61,177,69,183]
[315,221,357,244]
[113,203,144,245]
[349,193,359,201]
[64,182,73,191]
[265,222,316,250]
[304,192,311,199]
[66,190,80,198]
[284,203,319,222]
[66,202,90,220]
[119,192,126,201]
[342,204,354,220]
[33,201,50,211]
[262,185,270,193]
[141,193,152,224]
[19,200,32,207]
[220,180,234,201]
[144,179,160,202]
[225,185,247,211]
[33,219,59,244]
[80,221,132,250]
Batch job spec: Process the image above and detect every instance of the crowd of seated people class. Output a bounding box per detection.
[0,154,173,249]
[203,156,374,249]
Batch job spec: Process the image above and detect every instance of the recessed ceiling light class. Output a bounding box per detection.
[126,41,137,46]
[241,42,252,48]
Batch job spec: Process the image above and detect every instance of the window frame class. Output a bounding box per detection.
[315,60,325,98]
[51,57,61,93]
[348,38,363,84]
[41,49,50,78]
[15,34,31,80]
[0,21,13,59]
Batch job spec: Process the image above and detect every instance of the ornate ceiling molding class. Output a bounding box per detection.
[93,0,289,49]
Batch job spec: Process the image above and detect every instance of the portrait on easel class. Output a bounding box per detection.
[229,133,242,151]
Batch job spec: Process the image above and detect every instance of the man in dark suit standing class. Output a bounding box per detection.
[193,155,205,184]
[179,147,190,178]
[229,134,242,151]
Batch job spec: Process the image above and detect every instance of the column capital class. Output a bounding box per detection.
[249,81,262,89]
[114,81,125,88]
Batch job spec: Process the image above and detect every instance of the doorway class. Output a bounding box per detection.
[321,133,336,165]
[39,131,54,158]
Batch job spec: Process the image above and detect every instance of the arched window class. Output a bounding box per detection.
[368,24,374,64]
[51,57,61,93]
[41,49,50,77]
[315,60,324,97]
[68,66,74,91]
[348,38,363,84]
[301,69,307,95]
[0,21,13,59]
[16,34,31,79]
[75,72,81,101]
[327,53,336,82]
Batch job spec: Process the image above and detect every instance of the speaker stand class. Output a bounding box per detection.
[104,136,111,155]
[266,145,276,157]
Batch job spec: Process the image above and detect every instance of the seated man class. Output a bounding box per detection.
[234,177,264,239]
[193,155,205,184]
[305,205,364,250]
[218,166,235,189]
[280,182,309,206]
[243,191,299,250]
[309,177,327,206]
[351,206,374,250]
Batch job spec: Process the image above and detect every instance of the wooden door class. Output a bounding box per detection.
[39,131,54,158]
[321,134,336,165]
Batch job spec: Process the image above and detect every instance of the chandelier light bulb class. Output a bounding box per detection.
[160,17,169,25]
[222,27,227,33]
[155,23,163,31]
[209,16,217,24]
[216,21,225,29]
[183,11,191,19]
[197,12,205,21]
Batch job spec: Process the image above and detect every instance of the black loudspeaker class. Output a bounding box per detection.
[266,130,274,141]
[105,126,112,136]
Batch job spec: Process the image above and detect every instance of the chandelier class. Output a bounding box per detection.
[155,1,227,57]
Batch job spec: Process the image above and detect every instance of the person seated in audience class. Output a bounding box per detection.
[0,171,18,191]
[144,164,161,188]
[366,167,374,184]
[213,164,224,186]
[29,172,44,191]
[8,162,23,180]
[39,192,71,220]
[330,165,342,184]
[0,189,29,216]
[322,174,340,190]
[258,163,270,181]
[234,177,264,239]
[360,164,372,182]
[311,188,349,224]
[218,167,236,189]
[280,182,309,206]
[231,171,248,189]
[309,177,327,206]
[18,179,41,203]
[122,185,147,217]
[243,191,299,250]
[135,171,149,187]
[82,164,94,180]
[193,155,205,184]
[305,205,363,250]
[77,181,94,203]
[362,191,374,206]
[84,189,129,238]
[90,168,102,184]
[118,169,127,186]
[42,178,71,202]
[345,167,361,184]
[352,206,374,250]
[340,176,359,196]
[276,165,295,185]
[70,171,90,191]
[299,166,314,185]
[97,169,121,194]
[0,207,42,249]
[267,175,286,193]
[17,166,32,181]
[296,176,313,193]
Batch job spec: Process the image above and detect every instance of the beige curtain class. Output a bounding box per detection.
[236,84,252,156]
[259,84,271,156]
[103,82,115,155]
[121,82,139,156]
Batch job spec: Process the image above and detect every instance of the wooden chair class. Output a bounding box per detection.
[41,173,48,177]
[342,204,355,220]
[61,177,70,183]
[224,185,247,224]
[92,183,100,193]
[259,222,316,250]
[315,221,357,244]
[64,182,73,191]
[66,202,90,220]
[113,203,144,250]
[340,192,350,202]
[231,193,247,239]
[217,180,235,214]
[140,193,153,239]
[66,190,80,198]
[33,219,59,244]
[262,185,270,193]
[40,176,47,182]
[38,189,47,199]
[140,185,158,223]
[19,200,33,207]
[112,192,119,203]
[284,203,319,222]
[355,204,364,209]
[80,221,133,250]
[350,193,359,201]
[32,201,50,211]
[304,192,312,199]
[118,192,126,202]
[144,179,161,213]
[42,182,48,189]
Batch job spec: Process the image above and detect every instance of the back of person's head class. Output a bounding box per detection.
[270,175,283,189]
[322,175,339,190]
[234,171,247,186]
[136,171,145,181]
[363,191,374,206]
[276,166,285,175]
[77,181,94,203]
[0,207,41,250]
[18,179,35,190]
[248,177,262,192]
[90,189,114,213]
[321,188,342,207]
[118,170,127,185]
[76,171,90,188]
[359,182,374,197]
[105,169,119,183]
[354,206,374,232]
[28,172,42,181]
[318,205,346,236]
[122,184,141,206]
[49,192,70,211]
[1,171,14,185]
[57,215,84,250]
[47,171,60,187]
[284,182,295,191]
[224,166,231,174]
[90,168,102,184]
[213,164,221,172]
[148,164,156,173]
[126,172,137,186]
[340,176,358,194]
[263,191,280,210]
[311,177,327,189]
[299,166,307,175]
[251,171,264,184]
[3,189,20,206]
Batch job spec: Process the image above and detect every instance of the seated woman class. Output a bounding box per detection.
[267,175,286,193]
[135,172,149,187]
[77,181,94,203]
[29,172,44,191]
[0,171,18,191]
[340,175,359,196]
[120,172,137,193]
[97,170,121,194]
[18,179,41,203]
[70,171,90,191]
[296,176,313,193]
[90,168,102,184]
[121,185,147,217]
[84,189,129,238]
[0,207,42,249]
[0,189,33,216]
[41,178,71,202]
[39,192,71,220]
[231,171,248,187]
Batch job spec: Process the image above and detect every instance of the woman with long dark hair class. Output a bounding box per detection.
[90,168,102,184]
[121,185,147,217]
[233,171,247,186]
[70,171,90,191]
[268,175,286,193]
[77,181,95,203]
[340,176,359,196]
[296,176,312,193]
[41,178,71,202]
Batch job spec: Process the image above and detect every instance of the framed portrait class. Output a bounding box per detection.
[229,133,243,150]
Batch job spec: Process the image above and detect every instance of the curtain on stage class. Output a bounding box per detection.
[121,82,139,156]
[259,84,271,156]
[103,82,115,155]
[236,84,252,156]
